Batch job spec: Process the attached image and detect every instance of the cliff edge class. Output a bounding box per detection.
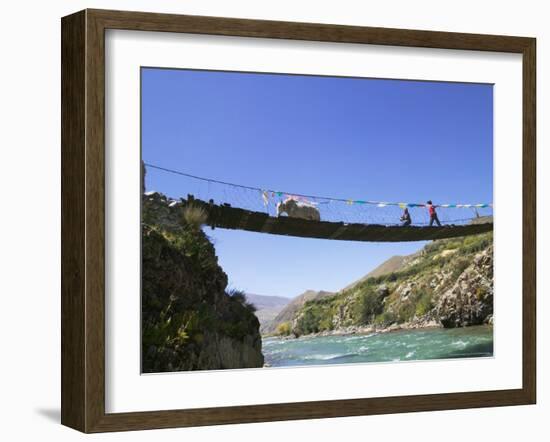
[141,192,264,372]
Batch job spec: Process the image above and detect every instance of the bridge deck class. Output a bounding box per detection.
[186,198,492,242]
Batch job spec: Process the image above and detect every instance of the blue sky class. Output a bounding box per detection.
[141,68,493,298]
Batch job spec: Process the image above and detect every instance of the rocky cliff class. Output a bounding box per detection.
[287,232,493,337]
[142,192,264,372]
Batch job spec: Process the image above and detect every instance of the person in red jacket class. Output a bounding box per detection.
[427,200,442,226]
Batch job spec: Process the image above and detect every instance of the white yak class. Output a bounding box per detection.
[276,198,321,221]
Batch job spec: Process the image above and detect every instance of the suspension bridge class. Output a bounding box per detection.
[143,163,493,243]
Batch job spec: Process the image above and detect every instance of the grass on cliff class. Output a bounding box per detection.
[182,205,208,230]
[228,289,257,314]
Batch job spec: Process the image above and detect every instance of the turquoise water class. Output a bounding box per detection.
[263,326,493,367]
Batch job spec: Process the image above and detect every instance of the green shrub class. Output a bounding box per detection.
[276,322,292,336]
[374,311,397,327]
[424,241,443,255]
[318,316,334,331]
[353,287,384,325]
[228,289,257,313]
[445,240,462,250]
[458,232,493,255]
[142,309,198,351]
[397,301,416,323]
[294,303,333,336]
[451,257,470,280]
[415,290,434,316]
[476,286,489,301]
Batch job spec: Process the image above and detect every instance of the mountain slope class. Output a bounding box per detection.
[263,290,334,334]
[290,232,493,337]
[343,255,412,292]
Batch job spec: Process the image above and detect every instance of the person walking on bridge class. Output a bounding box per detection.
[426,200,442,227]
[400,207,412,226]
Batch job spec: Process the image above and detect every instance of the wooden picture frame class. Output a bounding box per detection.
[61,8,536,433]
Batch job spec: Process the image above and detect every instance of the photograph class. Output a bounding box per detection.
[140,67,494,374]
[1,1,542,438]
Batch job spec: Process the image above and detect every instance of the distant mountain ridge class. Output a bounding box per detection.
[245,294,291,332]
[246,294,290,310]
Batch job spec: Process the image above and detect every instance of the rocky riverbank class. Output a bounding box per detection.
[264,318,442,341]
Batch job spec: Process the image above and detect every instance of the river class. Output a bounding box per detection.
[262,325,493,367]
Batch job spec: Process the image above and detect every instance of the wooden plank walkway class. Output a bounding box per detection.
[185,197,493,242]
